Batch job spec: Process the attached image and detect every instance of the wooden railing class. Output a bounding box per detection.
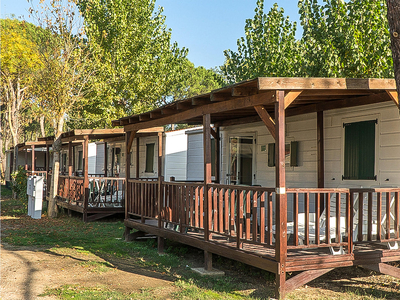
[127,178,159,219]
[88,177,125,208]
[126,180,400,252]
[57,175,85,206]
[350,188,400,244]
[286,188,350,251]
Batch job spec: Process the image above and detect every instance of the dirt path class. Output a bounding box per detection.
[1,243,176,300]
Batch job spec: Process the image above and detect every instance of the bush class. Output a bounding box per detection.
[11,166,28,201]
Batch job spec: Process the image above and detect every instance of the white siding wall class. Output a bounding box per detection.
[95,142,105,175]
[164,130,188,181]
[220,112,317,188]
[324,102,400,188]
[187,130,204,181]
[128,136,159,179]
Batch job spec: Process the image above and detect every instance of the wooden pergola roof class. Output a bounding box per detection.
[112,77,399,130]
[14,140,53,150]
[38,127,164,144]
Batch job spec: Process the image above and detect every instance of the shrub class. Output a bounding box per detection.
[11,166,28,201]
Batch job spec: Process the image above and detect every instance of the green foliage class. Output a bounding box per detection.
[77,0,188,126]
[11,166,28,202]
[223,0,393,82]
[222,0,302,83]
[299,0,392,78]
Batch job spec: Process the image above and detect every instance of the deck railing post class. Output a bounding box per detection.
[203,114,213,271]
[274,90,287,299]
[157,132,165,254]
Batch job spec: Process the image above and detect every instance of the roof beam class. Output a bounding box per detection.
[254,105,276,140]
[258,77,396,90]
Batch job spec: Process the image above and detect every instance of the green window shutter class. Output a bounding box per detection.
[290,141,298,167]
[344,120,375,180]
[268,143,275,167]
[145,143,155,173]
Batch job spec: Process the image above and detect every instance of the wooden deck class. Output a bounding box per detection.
[56,175,125,221]
[124,179,400,297]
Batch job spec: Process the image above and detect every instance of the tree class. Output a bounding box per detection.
[386,1,400,99]
[221,0,302,83]
[77,0,188,124]
[299,0,392,78]
[0,18,43,176]
[29,0,94,217]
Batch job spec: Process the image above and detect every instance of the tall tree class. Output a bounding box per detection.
[221,1,302,83]
[77,0,188,124]
[0,19,42,175]
[29,0,94,217]
[299,0,392,78]
[386,1,400,99]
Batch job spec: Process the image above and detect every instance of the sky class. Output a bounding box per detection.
[1,0,309,69]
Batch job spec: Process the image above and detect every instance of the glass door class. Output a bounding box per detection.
[228,136,255,185]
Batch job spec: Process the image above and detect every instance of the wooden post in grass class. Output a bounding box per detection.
[275,90,287,299]
[203,113,213,270]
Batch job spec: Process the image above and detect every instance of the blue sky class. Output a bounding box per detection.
[2,0,308,69]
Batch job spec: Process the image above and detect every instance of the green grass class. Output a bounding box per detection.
[3,195,399,300]
[1,185,13,197]
[41,284,155,300]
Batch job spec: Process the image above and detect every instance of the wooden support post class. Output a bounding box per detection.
[203,114,212,241]
[203,114,213,270]
[31,145,35,173]
[275,90,288,300]
[104,142,108,177]
[317,111,325,214]
[157,132,165,252]
[136,137,140,178]
[204,251,212,271]
[83,136,89,222]
[125,131,136,221]
[45,145,50,173]
[25,149,28,171]
[68,142,73,176]
[317,111,324,188]
[215,127,220,183]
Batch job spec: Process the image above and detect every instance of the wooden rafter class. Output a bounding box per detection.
[127,130,137,153]
[124,91,275,131]
[386,90,399,108]
[254,105,276,140]
[284,90,303,109]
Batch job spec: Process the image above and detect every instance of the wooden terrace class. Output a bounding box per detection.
[113,77,400,299]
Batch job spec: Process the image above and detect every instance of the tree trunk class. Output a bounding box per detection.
[48,116,64,218]
[40,115,45,137]
[386,1,400,98]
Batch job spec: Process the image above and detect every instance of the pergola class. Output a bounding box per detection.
[112,77,400,299]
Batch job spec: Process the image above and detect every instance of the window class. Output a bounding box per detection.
[267,141,298,167]
[111,147,121,175]
[62,153,67,173]
[78,151,83,170]
[343,120,376,180]
[145,143,155,173]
